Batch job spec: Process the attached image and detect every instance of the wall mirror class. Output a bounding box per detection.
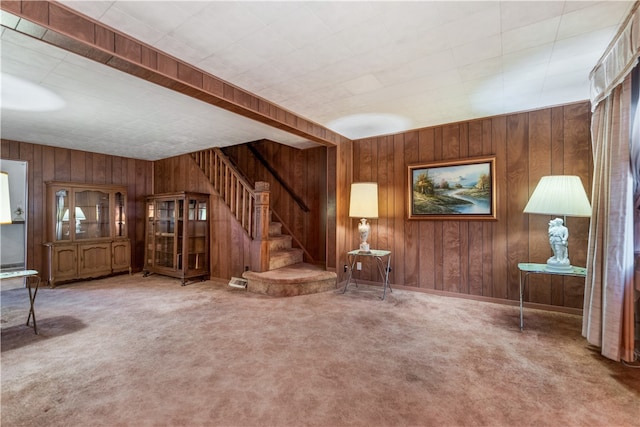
[0,159,28,272]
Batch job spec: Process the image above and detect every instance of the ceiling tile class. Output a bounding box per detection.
[375,50,458,86]
[550,26,618,61]
[307,1,379,32]
[269,4,333,50]
[501,16,561,55]
[458,56,504,82]
[500,1,565,32]
[446,4,501,47]
[96,6,167,45]
[557,1,631,39]
[452,35,502,67]
[437,1,500,24]
[342,74,384,96]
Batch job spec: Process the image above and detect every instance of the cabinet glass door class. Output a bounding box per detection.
[75,189,110,240]
[54,188,70,241]
[176,199,185,270]
[154,200,175,268]
[146,201,154,268]
[187,198,207,272]
[115,191,127,238]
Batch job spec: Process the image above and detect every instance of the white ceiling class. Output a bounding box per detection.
[0,1,634,161]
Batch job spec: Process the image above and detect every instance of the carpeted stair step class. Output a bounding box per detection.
[269,221,282,236]
[242,262,337,297]
[269,247,303,270]
[269,234,292,251]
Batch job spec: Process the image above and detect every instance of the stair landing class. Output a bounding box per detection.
[242,263,337,297]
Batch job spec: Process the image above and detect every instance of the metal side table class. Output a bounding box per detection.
[0,269,41,334]
[343,249,392,300]
[518,263,586,331]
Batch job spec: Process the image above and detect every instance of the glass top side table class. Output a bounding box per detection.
[0,269,41,334]
[518,263,587,331]
[343,249,392,300]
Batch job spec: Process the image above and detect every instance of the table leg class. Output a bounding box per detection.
[519,271,525,331]
[342,254,357,294]
[378,255,392,300]
[26,275,40,334]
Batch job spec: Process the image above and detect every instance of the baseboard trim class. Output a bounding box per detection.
[338,279,583,316]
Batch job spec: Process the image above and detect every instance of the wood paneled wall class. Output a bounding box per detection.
[223,141,327,265]
[0,139,153,274]
[338,102,592,309]
[153,154,252,279]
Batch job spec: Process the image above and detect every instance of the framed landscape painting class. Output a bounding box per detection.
[408,156,497,220]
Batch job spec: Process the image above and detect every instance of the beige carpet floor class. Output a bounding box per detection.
[1,273,638,427]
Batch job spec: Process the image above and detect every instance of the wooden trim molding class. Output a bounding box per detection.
[0,1,350,148]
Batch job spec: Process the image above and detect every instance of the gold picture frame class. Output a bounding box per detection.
[408,156,497,220]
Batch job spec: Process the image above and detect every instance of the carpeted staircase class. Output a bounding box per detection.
[191,148,336,296]
[242,215,337,297]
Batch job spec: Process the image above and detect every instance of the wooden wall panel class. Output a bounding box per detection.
[1,139,153,276]
[326,146,337,269]
[492,116,509,299]
[506,113,529,302]
[375,136,392,281]
[404,131,420,287]
[392,134,405,286]
[562,103,593,308]
[417,128,436,291]
[335,140,352,274]
[528,109,553,305]
[342,101,592,310]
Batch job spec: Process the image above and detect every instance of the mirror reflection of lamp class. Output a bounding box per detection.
[63,207,86,233]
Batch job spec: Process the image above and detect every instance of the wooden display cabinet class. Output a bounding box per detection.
[44,182,131,287]
[143,192,209,285]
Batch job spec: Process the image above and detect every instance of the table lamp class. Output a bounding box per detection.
[523,175,591,272]
[349,182,378,252]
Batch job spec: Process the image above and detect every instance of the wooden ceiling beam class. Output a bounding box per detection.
[1,1,350,147]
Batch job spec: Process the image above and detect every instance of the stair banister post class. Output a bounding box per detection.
[251,181,270,272]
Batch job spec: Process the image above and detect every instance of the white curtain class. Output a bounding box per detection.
[585,2,639,362]
[633,66,640,255]
[584,76,635,362]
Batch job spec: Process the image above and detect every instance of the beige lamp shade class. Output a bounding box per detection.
[349,182,379,218]
[349,182,378,252]
[0,172,12,224]
[523,175,591,217]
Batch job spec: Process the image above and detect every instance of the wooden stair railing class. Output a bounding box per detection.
[192,148,257,237]
[192,148,270,272]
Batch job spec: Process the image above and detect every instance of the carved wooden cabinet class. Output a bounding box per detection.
[44,182,130,287]
[143,192,209,285]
